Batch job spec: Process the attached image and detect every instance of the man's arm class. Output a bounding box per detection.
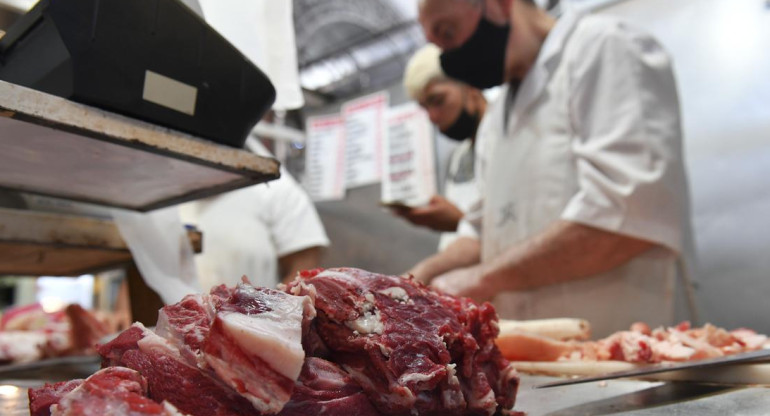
[279,246,323,285]
[409,236,481,284]
[432,221,655,299]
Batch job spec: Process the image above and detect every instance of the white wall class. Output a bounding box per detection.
[599,0,770,332]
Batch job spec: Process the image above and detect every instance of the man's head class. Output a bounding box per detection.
[418,0,551,88]
[404,44,486,141]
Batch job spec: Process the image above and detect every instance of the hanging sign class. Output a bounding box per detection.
[303,114,346,201]
[341,91,389,189]
[381,102,437,207]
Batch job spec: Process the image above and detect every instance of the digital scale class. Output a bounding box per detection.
[0,0,275,147]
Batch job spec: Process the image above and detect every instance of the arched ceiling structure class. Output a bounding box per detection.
[294,0,425,102]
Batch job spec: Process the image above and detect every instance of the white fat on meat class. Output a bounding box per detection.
[162,402,188,416]
[731,329,769,350]
[0,332,47,363]
[469,388,498,416]
[216,307,305,381]
[51,367,181,416]
[652,340,696,361]
[316,269,356,282]
[136,328,185,361]
[347,309,384,336]
[378,287,409,302]
[398,371,437,385]
[346,292,384,335]
[441,363,465,410]
[155,295,209,348]
[316,271,388,334]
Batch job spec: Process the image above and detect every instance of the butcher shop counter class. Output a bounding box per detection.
[3,371,769,415]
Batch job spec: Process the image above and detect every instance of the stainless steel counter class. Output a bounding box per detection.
[3,371,769,415]
[515,375,770,415]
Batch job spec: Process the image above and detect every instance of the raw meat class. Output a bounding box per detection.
[0,331,50,363]
[46,366,183,416]
[154,294,211,367]
[277,357,380,416]
[498,318,591,341]
[0,303,109,364]
[29,379,84,416]
[33,268,521,416]
[285,268,519,416]
[0,303,52,330]
[203,283,311,413]
[65,304,110,352]
[498,321,770,364]
[495,331,576,362]
[155,281,314,413]
[99,323,261,416]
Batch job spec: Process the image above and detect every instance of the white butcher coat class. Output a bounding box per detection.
[438,139,481,252]
[458,11,698,337]
[179,142,329,291]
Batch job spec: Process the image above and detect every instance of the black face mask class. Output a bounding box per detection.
[440,108,479,141]
[440,15,511,89]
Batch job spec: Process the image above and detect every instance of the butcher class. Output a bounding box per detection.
[409,0,699,336]
[391,44,487,252]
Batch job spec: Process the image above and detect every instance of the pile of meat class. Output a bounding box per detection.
[29,268,519,416]
[0,303,109,364]
[497,320,770,364]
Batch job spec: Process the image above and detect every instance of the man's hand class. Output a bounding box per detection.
[430,264,495,302]
[406,237,482,286]
[406,262,433,286]
[390,195,464,232]
[279,246,323,285]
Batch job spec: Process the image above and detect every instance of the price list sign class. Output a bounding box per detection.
[381,102,437,206]
[341,92,389,189]
[303,115,346,201]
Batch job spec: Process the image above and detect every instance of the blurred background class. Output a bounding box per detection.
[0,0,768,333]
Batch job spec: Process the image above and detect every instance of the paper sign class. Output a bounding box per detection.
[303,114,346,201]
[342,92,389,189]
[381,102,437,207]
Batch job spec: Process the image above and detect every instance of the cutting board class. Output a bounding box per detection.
[510,360,770,385]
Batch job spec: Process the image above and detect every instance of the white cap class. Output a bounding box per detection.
[403,44,447,100]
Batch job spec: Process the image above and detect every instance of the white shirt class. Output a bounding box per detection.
[179,143,329,291]
[459,12,697,337]
[438,139,481,251]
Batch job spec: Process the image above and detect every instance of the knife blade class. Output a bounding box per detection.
[534,348,770,388]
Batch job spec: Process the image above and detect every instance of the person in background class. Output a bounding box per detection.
[179,140,329,290]
[392,44,488,252]
[410,0,697,336]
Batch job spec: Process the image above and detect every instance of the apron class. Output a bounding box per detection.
[439,140,481,251]
[481,13,694,337]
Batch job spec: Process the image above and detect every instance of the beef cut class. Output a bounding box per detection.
[277,357,380,416]
[0,303,109,364]
[285,268,519,415]
[31,268,519,416]
[498,321,770,364]
[31,366,184,416]
[65,304,110,352]
[98,280,314,416]
[155,281,313,413]
[29,379,84,416]
[99,323,261,416]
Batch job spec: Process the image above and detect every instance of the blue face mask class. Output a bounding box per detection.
[440,14,511,89]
